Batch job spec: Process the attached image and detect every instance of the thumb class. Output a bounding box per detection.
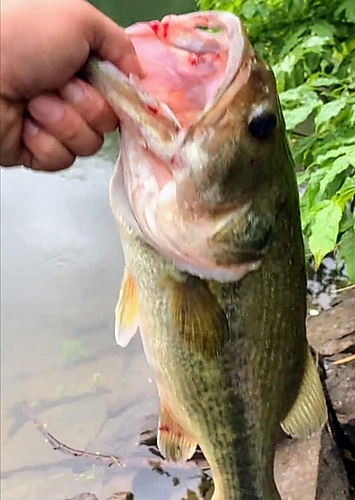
[84,6,144,78]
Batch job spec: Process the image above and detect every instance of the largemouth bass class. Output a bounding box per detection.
[86,11,326,500]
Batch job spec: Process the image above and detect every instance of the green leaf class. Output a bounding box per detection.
[308,200,343,268]
[336,0,355,23]
[316,145,355,165]
[302,35,331,50]
[332,175,355,209]
[338,223,355,283]
[274,51,299,76]
[292,134,318,164]
[283,105,316,130]
[315,97,347,129]
[319,152,354,194]
[308,76,339,87]
[280,86,321,129]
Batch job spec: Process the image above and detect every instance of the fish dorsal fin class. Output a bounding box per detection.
[114,268,139,347]
[281,347,327,438]
[157,402,197,462]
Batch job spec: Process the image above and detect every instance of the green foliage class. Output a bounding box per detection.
[197,0,355,281]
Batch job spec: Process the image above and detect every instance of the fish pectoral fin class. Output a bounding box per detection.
[157,403,197,463]
[281,347,327,438]
[115,268,139,347]
[169,277,230,357]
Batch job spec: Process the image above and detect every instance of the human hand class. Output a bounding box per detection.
[0,0,143,171]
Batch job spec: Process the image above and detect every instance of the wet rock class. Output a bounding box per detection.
[324,356,355,426]
[307,290,355,357]
[274,433,321,500]
[316,427,352,499]
[309,288,355,498]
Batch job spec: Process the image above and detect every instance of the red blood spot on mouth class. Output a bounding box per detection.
[161,22,169,38]
[147,105,158,115]
[188,53,199,66]
[149,21,160,35]
[159,425,170,432]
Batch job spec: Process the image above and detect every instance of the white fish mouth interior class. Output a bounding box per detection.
[125,11,245,130]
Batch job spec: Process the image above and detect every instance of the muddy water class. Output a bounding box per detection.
[0,132,203,500]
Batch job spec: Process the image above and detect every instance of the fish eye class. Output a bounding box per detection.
[248,110,277,140]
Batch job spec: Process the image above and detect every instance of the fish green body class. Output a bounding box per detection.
[86,11,326,499]
[116,135,315,500]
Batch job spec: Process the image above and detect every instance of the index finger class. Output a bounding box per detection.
[85,6,145,78]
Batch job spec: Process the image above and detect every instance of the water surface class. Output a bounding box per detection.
[1,2,202,497]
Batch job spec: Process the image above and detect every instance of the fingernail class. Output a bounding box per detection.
[23,118,39,136]
[61,81,85,104]
[29,96,65,123]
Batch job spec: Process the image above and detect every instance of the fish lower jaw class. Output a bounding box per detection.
[168,253,261,282]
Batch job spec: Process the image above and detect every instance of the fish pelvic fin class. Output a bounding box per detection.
[114,268,139,347]
[157,403,197,462]
[281,347,327,438]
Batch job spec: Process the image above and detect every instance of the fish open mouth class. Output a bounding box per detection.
[86,12,266,282]
[125,11,248,130]
[86,11,253,160]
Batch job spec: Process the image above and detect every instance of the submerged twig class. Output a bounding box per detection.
[20,402,123,467]
[20,402,204,473]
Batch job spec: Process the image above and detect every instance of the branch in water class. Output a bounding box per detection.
[20,402,207,473]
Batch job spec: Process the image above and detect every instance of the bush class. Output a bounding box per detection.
[197,0,355,282]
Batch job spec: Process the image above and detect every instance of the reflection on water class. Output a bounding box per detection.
[0,134,203,499]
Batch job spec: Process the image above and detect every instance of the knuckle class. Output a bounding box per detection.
[81,93,118,133]
[57,118,103,156]
[87,101,115,133]
[91,98,108,121]
[61,122,81,144]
